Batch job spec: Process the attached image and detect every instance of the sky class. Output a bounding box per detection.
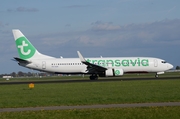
[0,0,180,74]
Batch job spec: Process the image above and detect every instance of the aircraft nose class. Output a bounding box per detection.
[167,63,173,69]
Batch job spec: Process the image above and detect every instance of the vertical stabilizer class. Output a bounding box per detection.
[12,29,54,60]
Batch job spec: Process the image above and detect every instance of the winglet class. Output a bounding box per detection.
[77,51,86,62]
[77,51,107,72]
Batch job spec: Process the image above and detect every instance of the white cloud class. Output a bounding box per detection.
[63,5,92,9]
[1,19,180,73]
[91,21,121,31]
[32,19,180,49]
[7,7,39,12]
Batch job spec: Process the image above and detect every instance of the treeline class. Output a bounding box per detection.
[0,71,54,78]
[176,66,180,70]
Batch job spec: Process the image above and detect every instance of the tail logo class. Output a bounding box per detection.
[18,41,31,55]
[16,37,36,59]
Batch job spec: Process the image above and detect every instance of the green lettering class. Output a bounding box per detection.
[141,59,149,66]
[86,59,91,63]
[98,60,104,66]
[92,60,97,64]
[86,58,149,67]
[101,60,106,66]
[106,60,114,66]
[130,59,137,66]
[122,60,129,67]
[115,60,120,66]
[138,58,140,66]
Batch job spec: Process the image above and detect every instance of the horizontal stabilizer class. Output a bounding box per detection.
[14,57,31,63]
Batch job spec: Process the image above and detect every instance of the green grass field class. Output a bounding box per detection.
[0,72,180,119]
[1,107,180,119]
[0,79,180,108]
[0,71,179,82]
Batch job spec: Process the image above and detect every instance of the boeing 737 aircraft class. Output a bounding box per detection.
[12,29,173,80]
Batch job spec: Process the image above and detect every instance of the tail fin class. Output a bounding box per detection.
[12,29,54,60]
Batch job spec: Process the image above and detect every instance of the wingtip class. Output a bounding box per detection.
[77,51,86,62]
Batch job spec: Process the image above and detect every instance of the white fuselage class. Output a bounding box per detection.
[19,57,173,74]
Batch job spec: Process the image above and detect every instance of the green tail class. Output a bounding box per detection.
[13,29,54,60]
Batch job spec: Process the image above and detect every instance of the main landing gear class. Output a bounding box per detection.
[89,74,98,80]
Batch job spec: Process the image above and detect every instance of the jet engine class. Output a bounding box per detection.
[105,68,124,76]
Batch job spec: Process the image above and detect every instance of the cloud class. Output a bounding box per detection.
[167,6,176,14]
[127,19,180,42]
[0,22,9,33]
[0,21,9,28]
[34,19,180,51]
[11,19,179,59]
[0,22,3,27]
[63,5,92,8]
[7,7,39,12]
[1,19,179,73]
[65,24,71,27]
[91,21,121,31]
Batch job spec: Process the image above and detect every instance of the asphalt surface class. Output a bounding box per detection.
[1,102,180,112]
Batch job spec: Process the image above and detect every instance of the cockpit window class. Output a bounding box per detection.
[161,61,166,63]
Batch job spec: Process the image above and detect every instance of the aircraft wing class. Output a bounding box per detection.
[13,57,31,64]
[77,51,107,73]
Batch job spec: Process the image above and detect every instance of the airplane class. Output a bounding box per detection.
[12,29,173,80]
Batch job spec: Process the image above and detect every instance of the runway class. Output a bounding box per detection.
[1,102,180,112]
[0,76,180,85]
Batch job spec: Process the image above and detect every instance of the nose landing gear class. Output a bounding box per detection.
[155,74,159,78]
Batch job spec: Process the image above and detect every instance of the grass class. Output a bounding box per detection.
[0,79,180,108]
[0,73,180,119]
[0,72,180,82]
[1,107,180,119]
[0,75,87,82]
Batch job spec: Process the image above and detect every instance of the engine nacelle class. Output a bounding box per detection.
[105,68,124,76]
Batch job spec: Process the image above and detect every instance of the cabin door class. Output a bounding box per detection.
[154,59,158,67]
[42,61,46,69]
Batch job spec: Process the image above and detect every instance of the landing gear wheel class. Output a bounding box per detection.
[155,74,159,78]
[89,74,98,80]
